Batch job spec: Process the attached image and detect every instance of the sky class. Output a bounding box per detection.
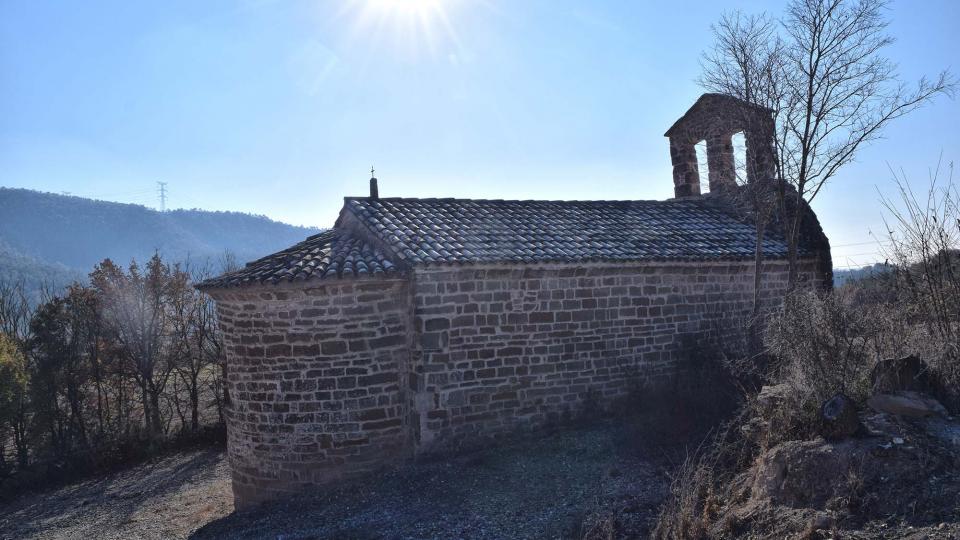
[1,0,958,269]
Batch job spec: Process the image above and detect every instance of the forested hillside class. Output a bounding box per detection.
[832,262,890,287]
[0,188,319,296]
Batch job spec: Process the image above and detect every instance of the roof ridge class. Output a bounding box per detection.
[344,196,691,204]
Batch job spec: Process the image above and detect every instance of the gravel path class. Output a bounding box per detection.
[0,421,670,540]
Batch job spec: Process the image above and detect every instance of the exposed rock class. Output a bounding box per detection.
[751,439,858,508]
[867,390,949,418]
[860,411,906,438]
[692,394,960,539]
[820,393,860,440]
[756,383,791,418]
[871,355,937,394]
[807,511,835,533]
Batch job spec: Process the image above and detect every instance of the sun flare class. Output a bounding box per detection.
[347,0,461,59]
[368,0,445,16]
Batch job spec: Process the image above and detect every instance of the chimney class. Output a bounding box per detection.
[664,94,776,197]
[369,166,379,199]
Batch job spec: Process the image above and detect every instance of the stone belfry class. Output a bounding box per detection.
[664,93,777,197]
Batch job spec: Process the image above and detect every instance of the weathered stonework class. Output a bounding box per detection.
[207,279,412,508]
[665,93,777,196]
[208,258,823,508]
[408,260,820,450]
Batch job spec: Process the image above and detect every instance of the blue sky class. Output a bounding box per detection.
[1,0,957,268]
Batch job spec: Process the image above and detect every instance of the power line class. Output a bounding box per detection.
[831,239,892,248]
[834,263,887,269]
[832,250,887,258]
[157,182,168,212]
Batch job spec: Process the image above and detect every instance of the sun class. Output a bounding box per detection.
[346,0,460,59]
[367,0,445,16]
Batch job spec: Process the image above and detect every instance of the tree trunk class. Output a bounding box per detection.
[67,380,87,449]
[753,220,766,316]
[139,382,155,439]
[149,389,163,438]
[190,384,200,432]
[14,404,28,468]
[750,219,767,355]
[786,233,800,288]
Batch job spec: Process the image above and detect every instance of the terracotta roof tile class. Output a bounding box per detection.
[199,196,814,290]
[197,228,399,289]
[344,197,796,265]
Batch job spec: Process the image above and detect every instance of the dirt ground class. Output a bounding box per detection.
[0,420,670,540]
[0,448,231,540]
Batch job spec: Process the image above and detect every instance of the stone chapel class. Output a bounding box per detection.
[198,94,831,508]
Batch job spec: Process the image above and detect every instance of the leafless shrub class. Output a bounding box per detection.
[651,410,757,540]
[625,308,762,454]
[654,149,960,534]
[763,289,915,439]
[880,157,960,408]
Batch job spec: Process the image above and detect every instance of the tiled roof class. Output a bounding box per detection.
[198,195,818,289]
[196,228,399,289]
[343,197,798,265]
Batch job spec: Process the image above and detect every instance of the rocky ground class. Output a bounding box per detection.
[0,420,671,540]
[5,402,957,539]
[649,379,960,540]
[716,410,960,540]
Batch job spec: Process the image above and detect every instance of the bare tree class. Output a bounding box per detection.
[698,13,785,323]
[701,12,784,109]
[701,0,955,285]
[0,332,29,470]
[879,157,960,403]
[168,266,219,433]
[0,279,32,344]
[90,256,177,440]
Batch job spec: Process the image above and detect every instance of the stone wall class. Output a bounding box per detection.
[209,257,823,508]
[408,259,821,450]
[208,279,412,509]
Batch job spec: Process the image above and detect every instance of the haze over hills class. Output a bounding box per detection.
[0,187,320,297]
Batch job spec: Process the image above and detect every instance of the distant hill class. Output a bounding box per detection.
[0,187,320,298]
[833,262,891,288]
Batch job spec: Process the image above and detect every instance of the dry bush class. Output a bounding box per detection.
[645,314,768,538]
[654,162,960,537]
[651,410,758,540]
[653,291,920,538]
[881,158,960,409]
[762,289,914,440]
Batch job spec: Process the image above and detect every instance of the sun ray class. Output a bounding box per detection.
[342,0,462,62]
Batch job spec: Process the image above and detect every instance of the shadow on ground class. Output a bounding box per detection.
[0,448,230,540]
[0,419,676,540]
[193,420,669,540]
